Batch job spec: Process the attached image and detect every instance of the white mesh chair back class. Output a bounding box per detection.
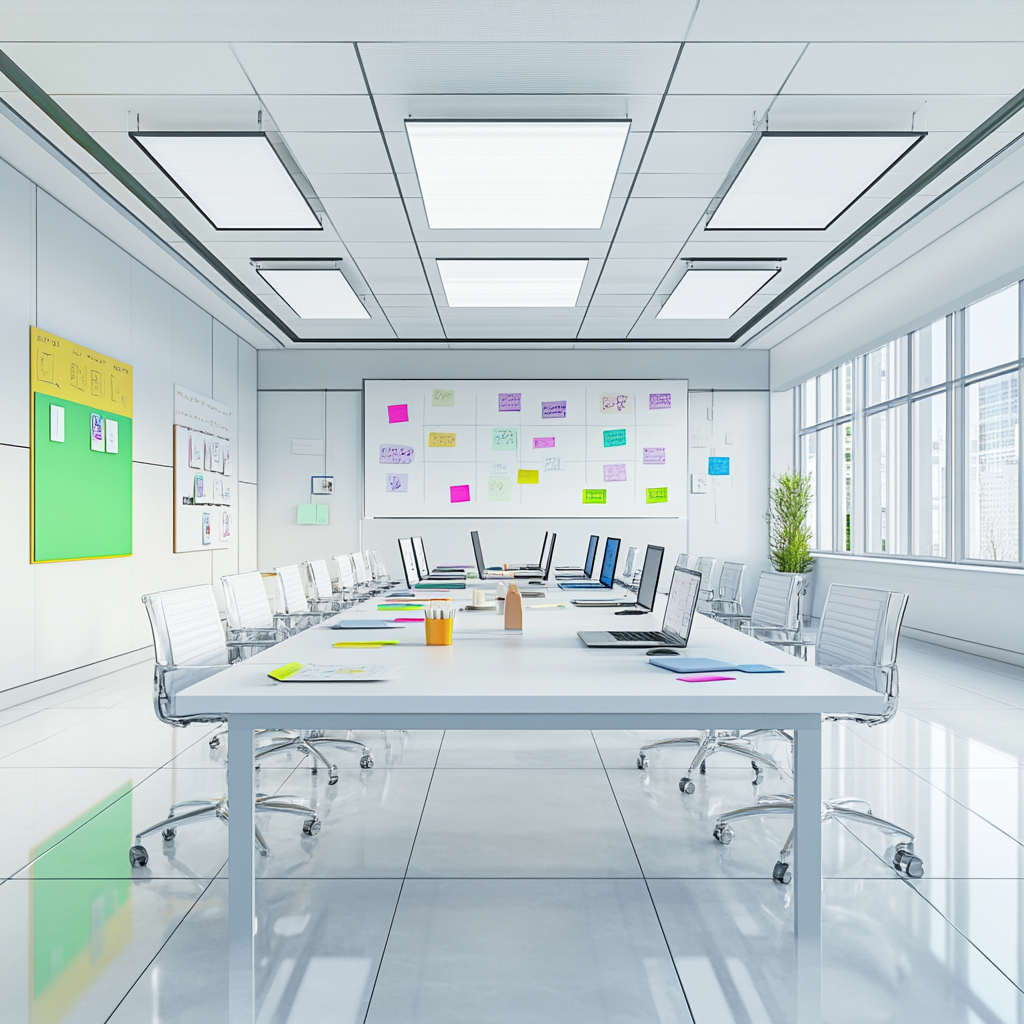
[748,571,801,630]
[816,585,908,675]
[334,554,356,589]
[694,556,717,586]
[675,553,697,570]
[371,549,388,579]
[305,559,334,600]
[717,562,745,603]
[221,572,275,630]
[362,551,376,580]
[275,564,311,614]
[351,552,370,585]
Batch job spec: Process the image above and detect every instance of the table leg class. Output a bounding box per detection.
[228,717,256,1024]
[793,725,822,1024]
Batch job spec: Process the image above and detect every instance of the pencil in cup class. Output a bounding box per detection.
[424,599,455,645]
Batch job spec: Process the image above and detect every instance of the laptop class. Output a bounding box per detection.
[412,536,465,581]
[397,538,420,588]
[555,535,599,579]
[558,537,620,590]
[577,565,702,648]
[508,532,548,572]
[572,544,664,609]
[470,531,546,580]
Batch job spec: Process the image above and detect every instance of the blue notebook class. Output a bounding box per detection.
[648,657,784,674]
[331,620,404,630]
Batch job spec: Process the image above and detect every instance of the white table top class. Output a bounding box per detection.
[175,588,885,719]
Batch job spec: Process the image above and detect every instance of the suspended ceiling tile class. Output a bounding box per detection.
[345,242,420,258]
[766,94,925,133]
[378,294,438,308]
[614,198,707,242]
[350,258,430,294]
[585,294,652,308]
[232,42,367,94]
[438,307,587,321]
[577,316,643,338]
[390,322,448,339]
[657,94,776,133]
[606,241,686,259]
[591,258,674,293]
[629,173,720,199]
[321,198,414,242]
[443,324,582,339]
[211,241,350,260]
[640,131,749,174]
[418,242,609,259]
[284,132,393,175]
[56,94,261,133]
[260,95,378,132]
[305,173,400,199]
[669,42,806,95]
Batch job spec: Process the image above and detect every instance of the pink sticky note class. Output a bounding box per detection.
[394,617,424,622]
[388,404,409,424]
[533,437,555,449]
[677,675,736,683]
[450,484,471,503]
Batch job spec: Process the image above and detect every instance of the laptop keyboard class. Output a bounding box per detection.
[609,630,672,642]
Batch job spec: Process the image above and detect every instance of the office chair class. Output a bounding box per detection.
[304,558,353,610]
[132,585,321,867]
[222,570,320,640]
[712,585,922,884]
[275,563,337,620]
[710,561,745,619]
[717,570,805,652]
[694,555,718,614]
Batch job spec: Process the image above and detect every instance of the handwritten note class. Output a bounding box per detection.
[603,428,626,448]
[646,487,668,504]
[517,469,539,484]
[498,392,521,412]
[532,437,555,449]
[541,400,566,419]
[431,388,455,407]
[543,457,562,472]
[428,432,457,448]
[492,427,517,451]
[649,393,672,410]
[450,484,471,503]
[643,447,666,465]
[386,473,409,492]
[487,477,512,502]
[600,393,633,414]
[582,489,607,504]
[387,404,409,423]
[708,457,730,476]
[491,462,510,476]
[603,464,627,482]
[380,445,414,464]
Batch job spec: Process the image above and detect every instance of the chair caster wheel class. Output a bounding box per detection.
[161,828,177,842]
[713,823,734,845]
[302,818,321,837]
[360,755,373,769]
[773,861,792,884]
[637,755,649,770]
[679,777,695,795]
[129,845,149,868]
[893,844,924,878]
[328,774,338,786]
[209,736,220,749]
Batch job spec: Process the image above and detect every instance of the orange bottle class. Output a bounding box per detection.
[504,582,523,632]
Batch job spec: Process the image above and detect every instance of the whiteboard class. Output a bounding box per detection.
[363,379,687,519]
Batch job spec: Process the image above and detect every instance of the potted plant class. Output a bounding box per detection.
[766,471,814,624]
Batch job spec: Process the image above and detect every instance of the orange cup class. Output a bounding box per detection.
[424,617,454,645]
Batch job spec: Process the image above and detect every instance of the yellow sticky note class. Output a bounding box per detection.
[646,487,668,504]
[268,662,302,680]
[582,489,607,504]
[332,641,399,648]
[517,469,539,484]
[428,432,457,447]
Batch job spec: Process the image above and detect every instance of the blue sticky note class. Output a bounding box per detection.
[708,457,730,476]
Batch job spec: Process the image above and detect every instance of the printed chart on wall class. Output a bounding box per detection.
[172,384,234,552]
[364,380,687,519]
[30,327,133,562]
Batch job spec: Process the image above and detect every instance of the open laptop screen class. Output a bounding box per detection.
[583,535,599,576]
[398,538,418,588]
[635,545,665,612]
[470,531,486,577]
[412,537,429,579]
[597,537,621,588]
[537,531,549,567]
[542,533,556,580]
[663,567,702,640]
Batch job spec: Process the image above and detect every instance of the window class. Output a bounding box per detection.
[911,393,947,557]
[966,284,1019,375]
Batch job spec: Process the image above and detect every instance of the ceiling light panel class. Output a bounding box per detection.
[131,132,321,230]
[706,132,923,230]
[438,260,587,307]
[407,121,630,229]
[257,269,369,319]
[657,268,779,319]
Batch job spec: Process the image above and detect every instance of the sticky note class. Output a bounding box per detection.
[583,489,607,504]
[649,393,672,410]
[450,484,471,503]
[491,427,517,451]
[487,477,512,502]
[643,447,666,465]
[603,464,627,482]
[297,503,316,524]
[708,457,730,476]
[380,444,414,464]
[386,473,409,492]
[431,388,455,407]
[600,393,633,414]
[49,404,64,443]
[646,487,668,504]
[90,413,105,451]
[388,404,409,423]
[429,432,457,447]
[105,419,118,454]
[333,641,399,648]
[517,469,539,484]
[603,428,626,447]
[491,462,510,476]
[541,400,566,419]
[543,457,562,472]
[498,392,521,412]
[315,504,329,524]
[533,436,555,449]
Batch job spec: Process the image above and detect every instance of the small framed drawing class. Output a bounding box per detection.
[311,475,334,495]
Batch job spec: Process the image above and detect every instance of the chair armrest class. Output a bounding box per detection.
[227,626,288,644]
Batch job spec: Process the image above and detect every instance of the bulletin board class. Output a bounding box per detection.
[363,379,687,519]
[173,384,234,552]
[30,327,133,562]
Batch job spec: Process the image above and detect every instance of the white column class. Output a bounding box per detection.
[793,724,822,1024]
[228,716,256,1024]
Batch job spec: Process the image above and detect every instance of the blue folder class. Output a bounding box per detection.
[648,657,784,674]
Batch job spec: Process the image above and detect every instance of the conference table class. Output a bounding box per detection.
[175,582,885,1024]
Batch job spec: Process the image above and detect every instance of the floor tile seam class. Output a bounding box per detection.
[898,666,1023,704]
[0,706,112,763]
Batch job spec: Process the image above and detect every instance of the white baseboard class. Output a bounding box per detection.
[901,626,1024,669]
[0,646,153,711]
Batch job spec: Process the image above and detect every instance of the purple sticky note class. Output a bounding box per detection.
[380,445,415,464]
[643,447,666,465]
[533,437,555,449]
[541,400,566,419]
[649,393,672,410]
[603,463,627,482]
[388,404,409,423]
[386,473,408,492]
[450,484,471,503]
[498,392,521,412]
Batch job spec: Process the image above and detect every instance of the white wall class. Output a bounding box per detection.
[0,156,259,694]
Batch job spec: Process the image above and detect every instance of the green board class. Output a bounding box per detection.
[33,393,133,561]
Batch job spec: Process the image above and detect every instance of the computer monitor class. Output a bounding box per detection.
[412,536,429,580]
[398,538,418,588]
[635,545,665,612]
[596,537,621,588]
[583,534,599,576]
[470,530,486,578]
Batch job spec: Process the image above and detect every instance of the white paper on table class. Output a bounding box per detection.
[273,663,401,682]
[105,419,118,453]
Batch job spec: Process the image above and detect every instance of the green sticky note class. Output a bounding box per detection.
[491,427,517,451]
[603,428,626,447]
[431,388,455,407]
[487,476,512,502]
[315,503,329,524]
[583,489,607,504]
[646,487,668,504]
[297,503,316,524]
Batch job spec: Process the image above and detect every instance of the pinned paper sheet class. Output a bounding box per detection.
[491,427,517,451]
[600,393,633,414]
[387,404,409,423]
[431,388,455,407]
[450,484,471,503]
[49,404,64,442]
[708,457,730,476]
[429,432,457,447]
[517,469,539,484]
[583,489,607,504]
[386,473,409,492]
[646,487,668,504]
[643,447,665,465]
[297,503,329,524]
[543,457,562,472]
[487,477,512,502]
[105,419,119,453]
[603,464,626,482]
[603,428,626,448]
[541,400,566,419]
[532,437,555,449]
[90,413,104,451]
[498,392,521,412]
[380,444,414,464]
[649,393,672,410]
